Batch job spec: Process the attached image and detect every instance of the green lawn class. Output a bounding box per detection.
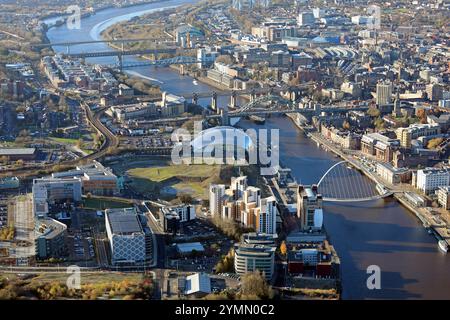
[50,137,79,145]
[127,164,223,200]
[128,164,220,182]
[83,197,133,210]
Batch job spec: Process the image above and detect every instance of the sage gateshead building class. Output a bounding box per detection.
[105,208,152,266]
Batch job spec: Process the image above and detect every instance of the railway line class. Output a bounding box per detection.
[0,103,119,178]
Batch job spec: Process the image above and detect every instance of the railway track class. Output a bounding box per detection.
[0,103,119,178]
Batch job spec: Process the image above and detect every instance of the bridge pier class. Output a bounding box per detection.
[66,45,70,55]
[192,92,198,105]
[211,92,218,111]
[250,90,256,102]
[290,91,297,102]
[220,105,229,126]
[230,90,238,108]
[117,54,123,71]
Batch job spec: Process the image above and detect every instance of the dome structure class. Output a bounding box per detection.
[190,126,255,162]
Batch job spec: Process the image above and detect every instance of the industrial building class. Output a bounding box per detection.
[105,208,148,266]
[0,148,36,161]
[52,161,119,196]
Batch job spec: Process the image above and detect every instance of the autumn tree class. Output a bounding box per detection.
[342,120,351,130]
[280,240,287,256]
[367,107,381,117]
[239,271,274,300]
[427,137,444,149]
[215,55,234,65]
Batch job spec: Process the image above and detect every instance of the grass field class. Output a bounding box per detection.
[83,197,133,210]
[127,164,226,200]
[128,165,220,182]
[50,137,79,145]
[29,272,143,284]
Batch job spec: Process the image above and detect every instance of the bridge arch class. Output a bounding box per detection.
[316,160,391,202]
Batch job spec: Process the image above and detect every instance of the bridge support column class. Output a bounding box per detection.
[192,93,198,105]
[118,54,123,71]
[250,89,256,102]
[230,90,238,108]
[290,91,297,102]
[66,45,70,55]
[211,92,218,111]
[221,105,229,126]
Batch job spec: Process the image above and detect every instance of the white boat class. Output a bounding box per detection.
[193,80,198,85]
[438,240,448,253]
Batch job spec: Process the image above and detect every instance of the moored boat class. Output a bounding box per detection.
[438,240,448,253]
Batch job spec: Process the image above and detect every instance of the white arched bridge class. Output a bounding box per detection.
[317,161,393,202]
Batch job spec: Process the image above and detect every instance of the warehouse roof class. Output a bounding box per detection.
[106,208,143,235]
[0,148,36,156]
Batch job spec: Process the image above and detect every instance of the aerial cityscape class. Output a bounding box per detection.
[0,0,449,306]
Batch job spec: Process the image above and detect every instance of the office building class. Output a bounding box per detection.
[297,185,323,231]
[416,168,450,195]
[35,218,67,259]
[52,161,119,196]
[32,178,82,217]
[234,242,276,280]
[105,208,146,265]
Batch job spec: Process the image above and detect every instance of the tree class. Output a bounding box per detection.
[179,194,193,204]
[280,241,287,256]
[373,117,385,130]
[342,120,351,130]
[215,55,233,65]
[417,109,427,124]
[76,138,83,149]
[239,271,274,299]
[427,137,444,149]
[367,107,380,117]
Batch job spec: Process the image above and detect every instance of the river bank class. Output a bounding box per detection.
[44,0,450,298]
[285,113,450,250]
